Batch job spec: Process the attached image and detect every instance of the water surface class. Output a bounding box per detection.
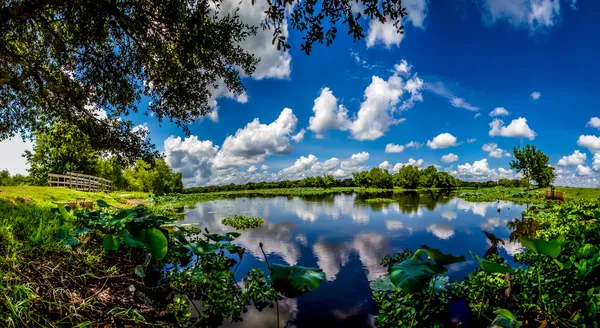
[182,191,526,327]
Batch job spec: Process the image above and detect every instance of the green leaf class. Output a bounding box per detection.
[489,308,521,328]
[494,308,516,321]
[370,275,396,291]
[183,240,218,255]
[138,228,168,260]
[470,251,515,274]
[389,257,435,293]
[103,235,121,251]
[225,232,241,240]
[519,237,562,258]
[204,233,229,242]
[73,227,89,234]
[421,245,466,267]
[269,264,326,298]
[109,209,136,225]
[121,231,146,248]
[97,199,110,208]
[57,204,71,221]
[57,229,79,246]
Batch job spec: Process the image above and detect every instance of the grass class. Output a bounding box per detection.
[364,198,396,203]
[459,186,600,203]
[0,186,149,207]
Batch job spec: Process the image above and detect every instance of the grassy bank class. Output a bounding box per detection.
[0,186,149,207]
[459,186,600,203]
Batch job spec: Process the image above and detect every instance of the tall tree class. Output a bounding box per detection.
[509,144,555,190]
[24,120,100,185]
[1,0,408,160]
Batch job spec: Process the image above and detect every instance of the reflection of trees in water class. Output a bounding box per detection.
[506,214,539,242]
[354,190,455,213]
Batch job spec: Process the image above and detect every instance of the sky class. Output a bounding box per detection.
[2,0,600,187]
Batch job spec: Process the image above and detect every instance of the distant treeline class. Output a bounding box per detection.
[183,165,530,194]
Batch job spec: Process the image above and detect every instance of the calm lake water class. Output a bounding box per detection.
[182,191,527,327]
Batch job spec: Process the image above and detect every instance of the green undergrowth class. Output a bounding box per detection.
[372,198,600,327]
[0,186,149,207]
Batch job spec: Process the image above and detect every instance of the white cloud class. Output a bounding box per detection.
[593,153,600,171]
[451,158,499,182]
[451,97,480,111]
[261,165,269,171]
[427,133,458,149]
[312,158,340,173]
[307,88,351,138]
[405,141,424,149]
[0,135,33,175]
[131,123,149,139]
[586,117,600,130]
[366,17,404,48]
[206,78,249,122]
[427,224,455,240]
[489,117,536,139]
[341,152,370,171]
[393,158,424,172]
[441,153,459,163]
[577,135,600,153]
[441,210,457,221]
[424,81,479,112]
[479,0,562,31]
[531,91,542,100]
[279,154,318,176]
[467,138,477,143]
[385,144,405,153]
[404,0,429,28]
[489,107,509,117]
[350,62,423,140]
[379,161,393,171]
[385,220,405,231]
[247,165,257,173]
[164,136,219,185]
[213,108,299,169]
[576,164,595,177]
[474,113,481,118]
[482,142,510,159]
[291,129,306,142]
[216,0,291,80]
[557,150,586,166]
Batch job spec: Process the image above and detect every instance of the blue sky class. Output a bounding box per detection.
[2,0,600,187]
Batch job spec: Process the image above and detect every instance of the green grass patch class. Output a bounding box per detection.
[222,216,264,230]
[364,198,396,203]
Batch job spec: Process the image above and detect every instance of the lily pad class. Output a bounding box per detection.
[519,237,562,259]
[269,264,326,298]
[137,228,168,260]
[370,275,396,291]
[183,240,218,255]
[421,245,466,267]
[470,251,515,274]
[121,231,146,248]
[389,257,435,293]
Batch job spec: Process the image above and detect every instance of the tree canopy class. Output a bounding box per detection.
[1,0,408,160]
[509,144,555,189]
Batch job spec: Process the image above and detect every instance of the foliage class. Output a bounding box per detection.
[0,170,29,186]
[222,215,264,230]
[123,159,183,195]
[365,198,396,203]
[510,145,555,189]
[1,0,409,159]
[268,264,326,298]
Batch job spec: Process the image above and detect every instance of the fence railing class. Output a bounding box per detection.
[48,172,113,192]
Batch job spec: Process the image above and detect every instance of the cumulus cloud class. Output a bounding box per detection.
[393,158,424,172]
[385,144,405,153]
[365,0,429,48]
[350,62,423,140]
[577,135,600,153]
[405,141,424,149]
[479,0,562,31]
[427,224,455,240]
[489,117,536,139]
[489,107,509,117]
[379,161,393,171]
[482,143,510,159]
[576,164,595,177]
[451,158,499,182]
[164,136,219,185]
[531,91,542,100]
[594,153,600,171]
[206,78,249,122]
[586,117,600,130]
[307,88,351,138]
[279,155,318,176]
[291,129,306,142]
[557,150,586,166]
[427,133,458,149]
[213,108,299,169]
[441,153,459,163]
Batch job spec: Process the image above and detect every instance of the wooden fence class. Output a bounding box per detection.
[48,172,113,192]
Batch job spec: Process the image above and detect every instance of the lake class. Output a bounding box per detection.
[181,191,527,327]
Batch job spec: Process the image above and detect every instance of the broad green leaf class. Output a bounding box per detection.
[519,237,562,258]
[470,251,515,274]
[138,228,168,260]
[109,209,136,225]
[97,199,110,208]
[226,232,241,240]
[370,275,396,291]
[222,243,240,252]
[389,257,435,293]
[183,240,218,255]
[494,309,516,321]
[73,227,89,234]
[421,245,466,267]
[489,308,521,328]
[174,230,189,244]
[204,233,229,242]
[57,229,79,246]
[121,231,146,248]
[269,264,326,298]
[103,235,121,251]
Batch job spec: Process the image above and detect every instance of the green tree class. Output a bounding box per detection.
[368,168,393,189]
[353,171,371,188]
[123,159,183,195]
[1,0,409,160]
[95,157,129,190]
[393,165,420,189]
[24,121,100,185]
[323,175,336,189]
[509,145,555,190]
